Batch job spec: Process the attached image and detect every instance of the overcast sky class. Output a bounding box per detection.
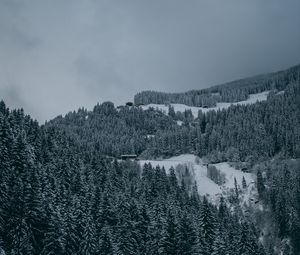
[0,0,299,123]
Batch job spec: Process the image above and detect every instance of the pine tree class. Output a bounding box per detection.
[242,176,247,189]
[40,206,66,255]
[159,211,178,255]
[211,227,227,255]
[199,196,216,252]
[115,196,138,255]
[177,213,198,255]
[234,177,239,201]
[136,206,150,255]
[0,114,12,172]
[99,191,118,227]
[257,170,265,198]
[289,209,300,255]
[79,213,97,255]
[98,228,114,255]
[275,192,289,238]
[23,170,46,255]
[168,105,176,118]
[9,219,33,255]
[237,221,259,255]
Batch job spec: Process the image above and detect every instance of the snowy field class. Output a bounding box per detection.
[139,154,256,204]
[141,91,270,118]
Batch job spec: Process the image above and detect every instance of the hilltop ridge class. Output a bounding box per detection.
[134,63,300,107]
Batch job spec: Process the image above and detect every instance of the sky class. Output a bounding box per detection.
[0,0,300,123]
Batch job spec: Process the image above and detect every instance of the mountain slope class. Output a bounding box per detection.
[134,64,300,107]
[140,90,270,118]
[1,64,299,254]
[140,154,256,203]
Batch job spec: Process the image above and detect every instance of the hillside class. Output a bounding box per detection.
[140,154,256,204]
[0,64,300,254]
[134,64,300,107]
[140,90,270,118]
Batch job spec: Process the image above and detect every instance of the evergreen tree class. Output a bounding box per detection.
[211,227,227,255]
[199,197,216,252]
[242,176,247,189]
[40,207,65,255]
[176,213,198,255]
[98,228,114,255]
[257,170,265,198]
[159,211,178,255]
[237,222,259,255]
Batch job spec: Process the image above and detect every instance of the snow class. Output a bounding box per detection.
[141,91,270,118]
[146,134,155,139]
[276,90,285,95]
[212,162,257,206]
[176,120,183,126]
[139,154,256,204]
[141,103,199,117]
[193,163,222,199]
[212,162,253,190]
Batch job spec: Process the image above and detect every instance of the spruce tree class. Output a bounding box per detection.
[237,221,259,255]
[176,213,198,255]
[159,211,178,255]
[98,228,114,255]
[199,196,216,252]
[211,227,227,255]
[242,176,247,189]
[257,170,265,198]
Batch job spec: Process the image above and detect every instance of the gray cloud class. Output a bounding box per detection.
[0,0,299,123]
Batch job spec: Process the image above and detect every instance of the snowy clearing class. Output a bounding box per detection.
[141,91,270,118]
[146,134,155,139]
[139,154,256,204]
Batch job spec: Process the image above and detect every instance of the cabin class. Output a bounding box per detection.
[126,102,134,107]
[241,167,249,173]
[120,154,138,160]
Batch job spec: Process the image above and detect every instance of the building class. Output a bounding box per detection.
[120,154,138,160]
[126,102,134,106]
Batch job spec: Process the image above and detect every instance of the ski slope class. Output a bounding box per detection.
[139,154,256,204]
[141,91,270,118]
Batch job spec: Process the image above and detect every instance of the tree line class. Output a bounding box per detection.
[0,102,264,254]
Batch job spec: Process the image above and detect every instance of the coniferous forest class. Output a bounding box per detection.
[0,64,300,255]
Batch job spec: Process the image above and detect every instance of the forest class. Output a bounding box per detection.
[0,64,300,254]
[134,64,299,107]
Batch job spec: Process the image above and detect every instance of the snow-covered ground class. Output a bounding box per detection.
[139,154,256,204]
[176,120,183,126]
[276,90,285,95]
[146,134,155,139]
[141,91,270,118]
